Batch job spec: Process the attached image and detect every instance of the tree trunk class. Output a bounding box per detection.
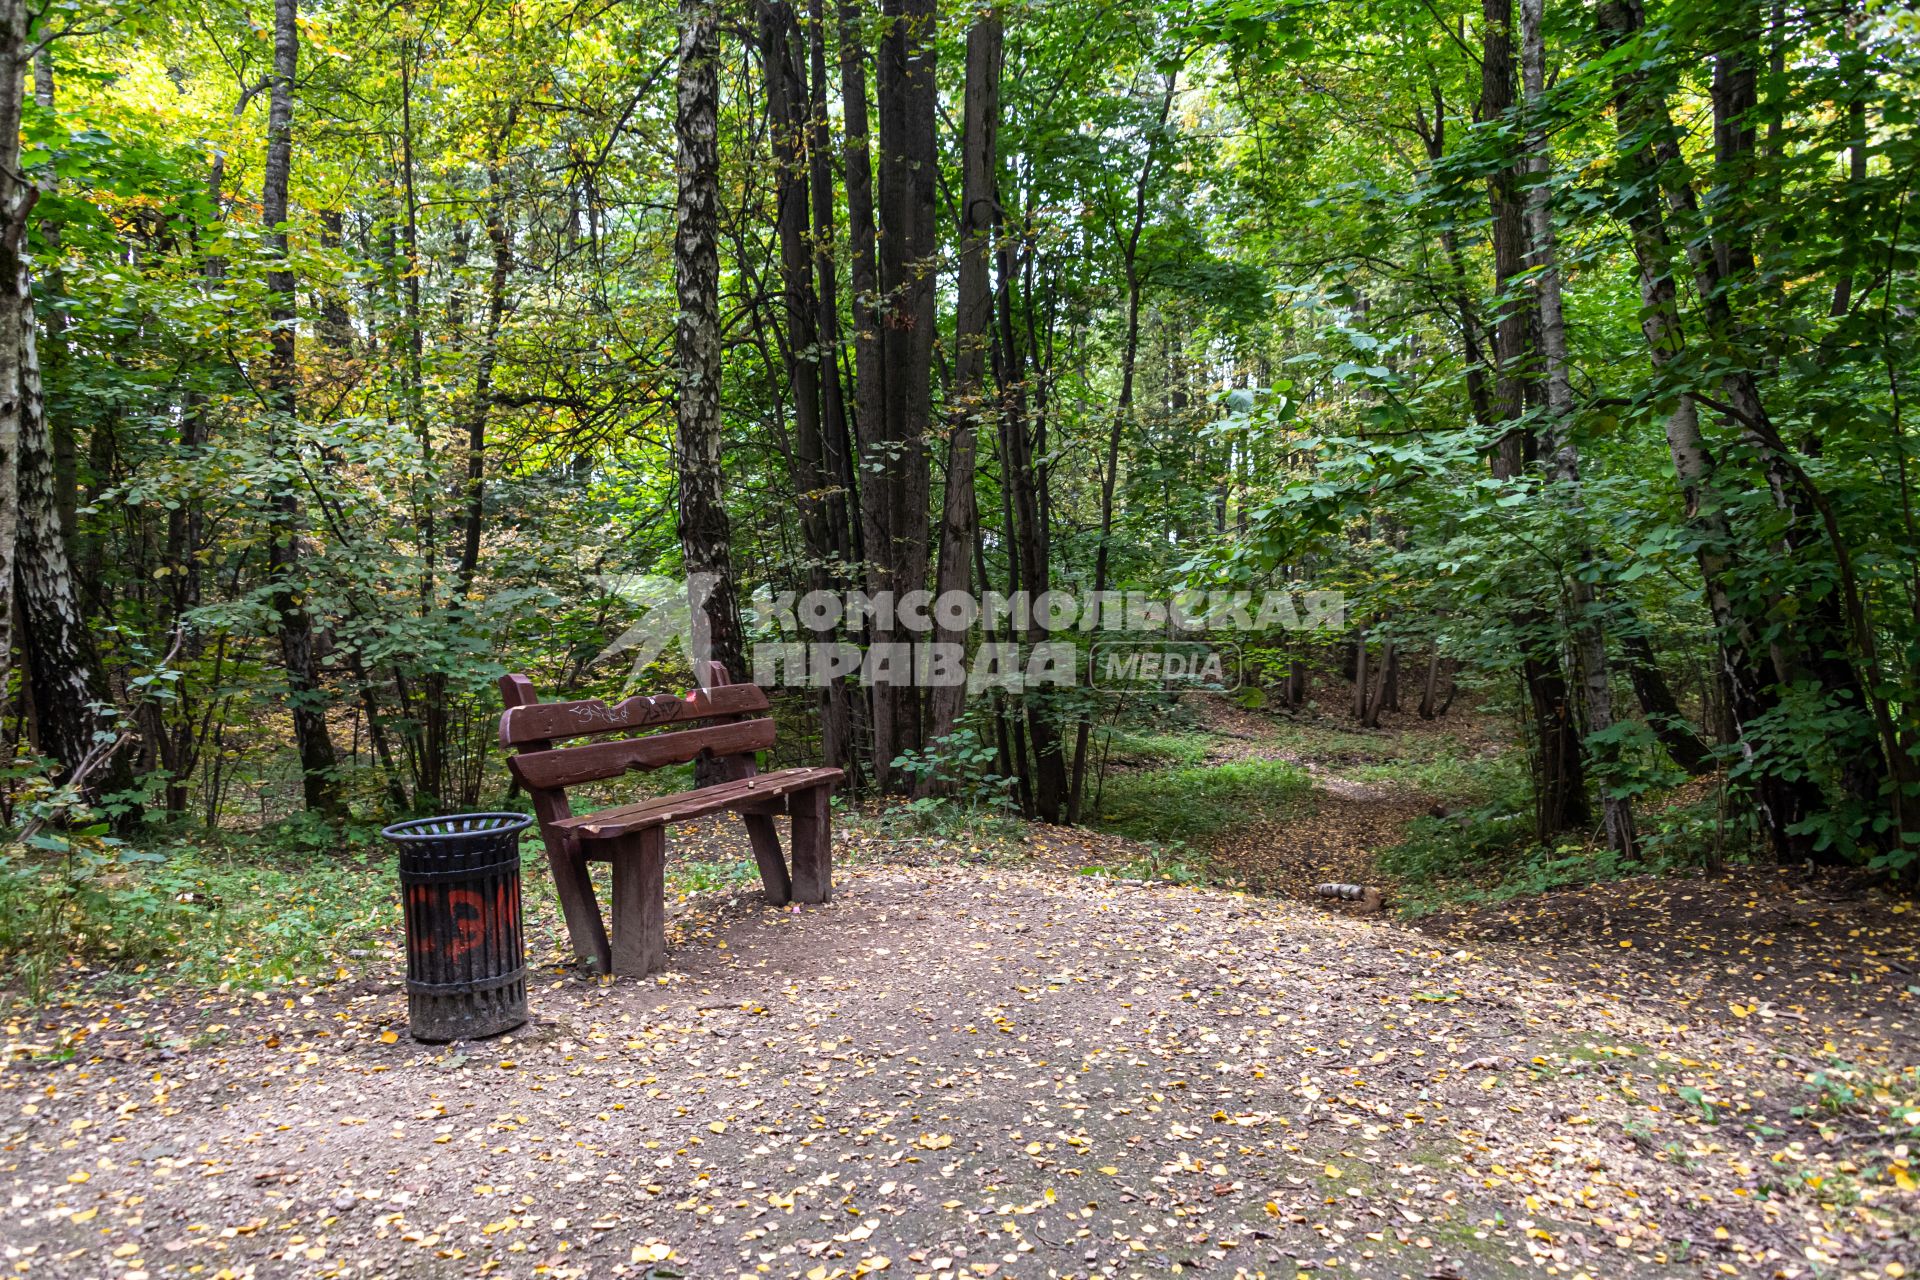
[457,112,515,597]
[8,16,128,808]
[840,2,894,784]
[1619,632,1714,775]
[928,8,999,753]
[14,295,132,802]
[1351,632,1370,721]
[0,0,27,726]
[1418,650,1443,719]
[674,0,746,699]
[806,0,856,776]
[997,255,1067,822]
[806,1,855,570]
[1523,0,1634,856]
[262,0,340,816]
[27,46,75,561]
[762,0,855,775]
[1485,0,1588,840]
[1599,0,1821,856]
[1377,640,1399,714]
[866,0,935,781]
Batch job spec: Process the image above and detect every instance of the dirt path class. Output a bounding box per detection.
[1185,700,1448,898]
[6,845,1917,1280]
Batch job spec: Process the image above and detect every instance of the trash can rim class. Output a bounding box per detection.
[380,812,535,843]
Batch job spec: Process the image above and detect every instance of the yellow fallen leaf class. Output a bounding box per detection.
[380,1031,399,1044]
[632,1242,672,1263]
[917,1133,953,1150]
[709,1122,727,1134]
[1098,1166,1120,1175]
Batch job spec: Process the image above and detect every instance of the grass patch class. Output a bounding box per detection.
[1091,758,1313,846]
[1349,751,1514,805]
[667,858,761,895]
[1378,817,1625,916]
[1098,728,1213,768]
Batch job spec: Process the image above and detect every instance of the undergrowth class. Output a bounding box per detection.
[1097,728,1213,768]
[1092,758,1312,845]
[1379,759,1754,914]
[0,828,396,1007]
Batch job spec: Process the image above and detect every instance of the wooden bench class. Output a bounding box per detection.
[498,668,841,977]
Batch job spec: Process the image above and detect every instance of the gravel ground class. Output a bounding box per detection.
[4,847,1916,1279]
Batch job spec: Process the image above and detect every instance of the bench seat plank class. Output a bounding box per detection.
[552,766,843,842]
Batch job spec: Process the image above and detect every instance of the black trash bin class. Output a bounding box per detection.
[382,812,534,1042]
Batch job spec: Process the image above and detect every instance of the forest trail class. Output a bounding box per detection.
[1175,697,1447,900]
[6,809,1916,1279]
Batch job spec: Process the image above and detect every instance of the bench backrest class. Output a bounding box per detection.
[499,671,770,794]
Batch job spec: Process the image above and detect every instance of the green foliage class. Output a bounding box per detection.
[1076,840,1209,886]
[7,0,1919,901]
[891,728,1020,817]
[0,832,391,1009]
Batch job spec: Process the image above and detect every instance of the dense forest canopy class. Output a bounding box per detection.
[0,0,1915,875]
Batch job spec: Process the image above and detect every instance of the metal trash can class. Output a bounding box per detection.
[382,812,533,1042]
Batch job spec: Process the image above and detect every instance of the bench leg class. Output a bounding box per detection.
[789,783,832,904]
[742,812,792,906]
[543,837,612,975]
[609,827,667,977]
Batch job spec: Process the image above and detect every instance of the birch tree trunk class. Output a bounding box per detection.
[1597,0,1819,856]
[0,0,27,723]
[674,0,745,699]
[1483,0,1589,840]
[6,23,129,805]
[1522,0,1635,857]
